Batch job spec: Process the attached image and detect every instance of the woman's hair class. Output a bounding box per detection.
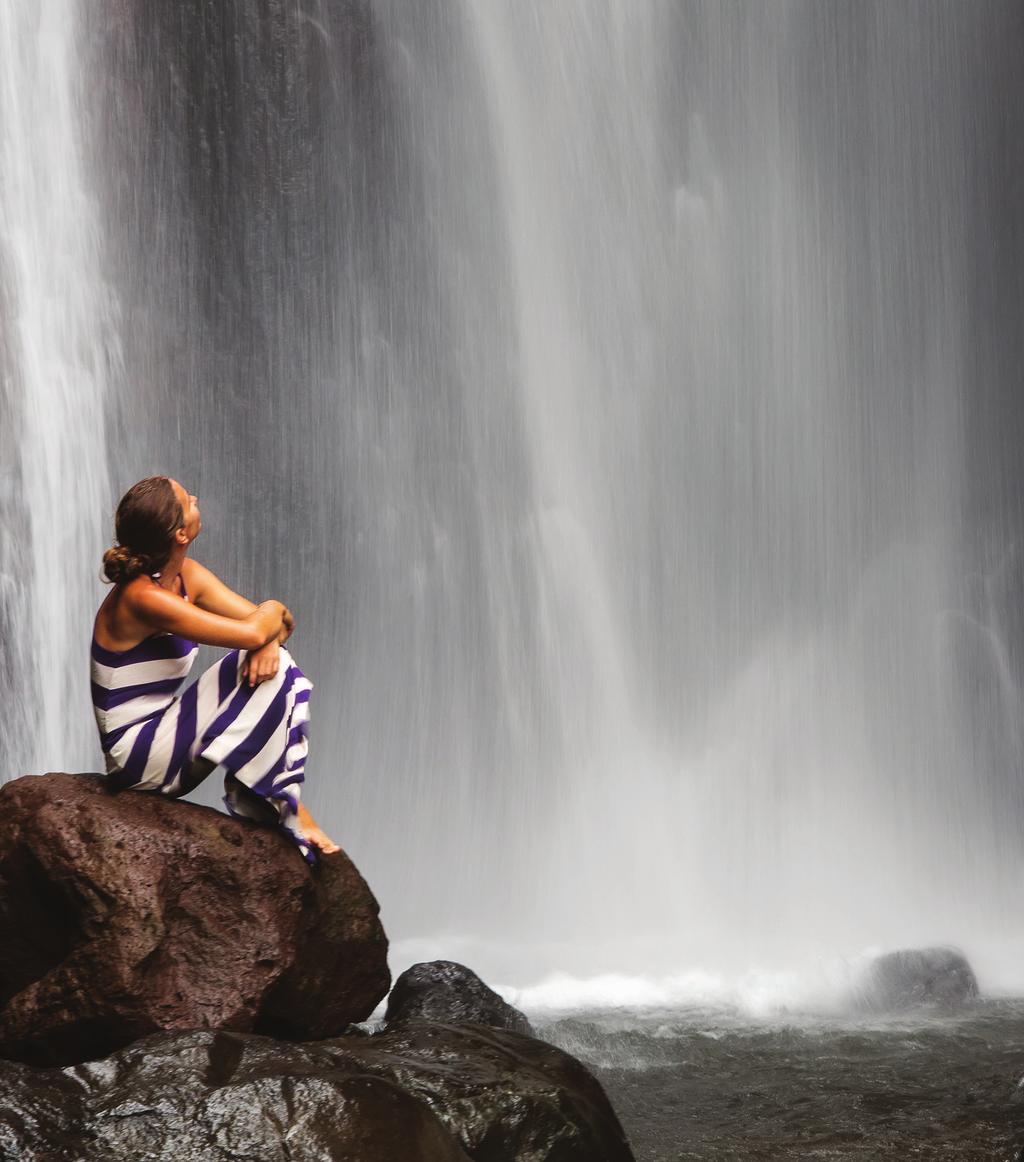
[101,477,184,584]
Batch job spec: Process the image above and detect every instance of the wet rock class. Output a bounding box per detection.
[0,1055,88,1162]
[342,1021,634,1160]
[73,1032,472,1162]
[0,773,389,1066]
[0,1025,634,1161]
[385,959,534,1035]
[0,1031,469,1162]
[855,947,979,1012]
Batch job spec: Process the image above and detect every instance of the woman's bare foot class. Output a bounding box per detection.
[297,802,342,856]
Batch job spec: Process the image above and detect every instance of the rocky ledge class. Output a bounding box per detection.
[0,774,634,1160]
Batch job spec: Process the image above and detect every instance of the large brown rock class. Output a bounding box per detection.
[0,773,390,1066]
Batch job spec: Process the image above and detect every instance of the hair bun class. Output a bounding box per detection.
[102,544,150,584]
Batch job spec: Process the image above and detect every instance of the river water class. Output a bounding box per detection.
[540,1002,1024,1159]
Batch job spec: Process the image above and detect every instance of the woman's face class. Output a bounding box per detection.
[169,479,202,544]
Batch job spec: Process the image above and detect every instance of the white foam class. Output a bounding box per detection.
[384,930,1024,1028]
[502,962,868,1019]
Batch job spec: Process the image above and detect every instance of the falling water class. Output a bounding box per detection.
[0,0,114,777]
[4,0,1024,998]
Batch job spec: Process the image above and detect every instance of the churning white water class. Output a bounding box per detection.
[3,1,1024,998]
[0,0,114,776]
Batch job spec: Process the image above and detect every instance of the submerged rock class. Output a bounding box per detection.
[0,773,390,1066]
[0,1024,634,1161]
[385,959,534,1036]
[855,947,979,1012]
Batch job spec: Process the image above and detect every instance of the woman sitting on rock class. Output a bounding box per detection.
[91,476,339,862]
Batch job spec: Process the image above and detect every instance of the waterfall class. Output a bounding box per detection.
[4,0,1024,992]
[355,1,1024,982]
[0,0,113,777]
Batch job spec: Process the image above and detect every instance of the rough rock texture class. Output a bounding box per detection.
[855,947,979,1012]
[0,1025,634,1161]
[0,773,389,1066]
[386,959,534,1036]
[257,851,391,1041]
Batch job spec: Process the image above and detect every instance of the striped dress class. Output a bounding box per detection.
[90,586,314,862]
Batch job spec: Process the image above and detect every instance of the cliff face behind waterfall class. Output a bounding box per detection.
[2,0,1024,983]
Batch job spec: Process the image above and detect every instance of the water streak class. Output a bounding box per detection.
[0,0,114,775]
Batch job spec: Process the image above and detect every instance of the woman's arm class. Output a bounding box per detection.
[127,582,284,652]
[183,560,293,642]
[180,559,293,686]
[183,560,256,618]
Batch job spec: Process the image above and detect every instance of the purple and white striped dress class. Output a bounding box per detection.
[90,592,314,862]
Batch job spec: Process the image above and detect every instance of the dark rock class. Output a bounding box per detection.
[0,1024,633,1161]
[0,1030,470,1162]
[854,946,979,1012]
[386,959,534,1036]
[0,773,389,1066]
[342,1021,634,1160]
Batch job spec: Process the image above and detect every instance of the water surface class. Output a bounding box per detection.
[539,1002,1024,1159]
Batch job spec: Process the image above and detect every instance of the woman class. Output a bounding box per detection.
[91,476,339,861]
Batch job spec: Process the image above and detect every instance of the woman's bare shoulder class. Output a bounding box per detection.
[94,576,156,649]
[181,558,216,588]
[121,575,181,618]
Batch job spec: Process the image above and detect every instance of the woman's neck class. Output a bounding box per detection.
[156,546,187,588]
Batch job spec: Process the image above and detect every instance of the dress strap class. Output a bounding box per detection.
[150,572,188,601]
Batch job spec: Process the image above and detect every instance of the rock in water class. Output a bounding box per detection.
[0,1025,634,1161]
[345,1022,634,1160]
[855,947,979,1012]
[385,959,534,1035]
[0,773,390,1066]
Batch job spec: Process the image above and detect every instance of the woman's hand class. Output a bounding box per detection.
[242,639,280,688]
